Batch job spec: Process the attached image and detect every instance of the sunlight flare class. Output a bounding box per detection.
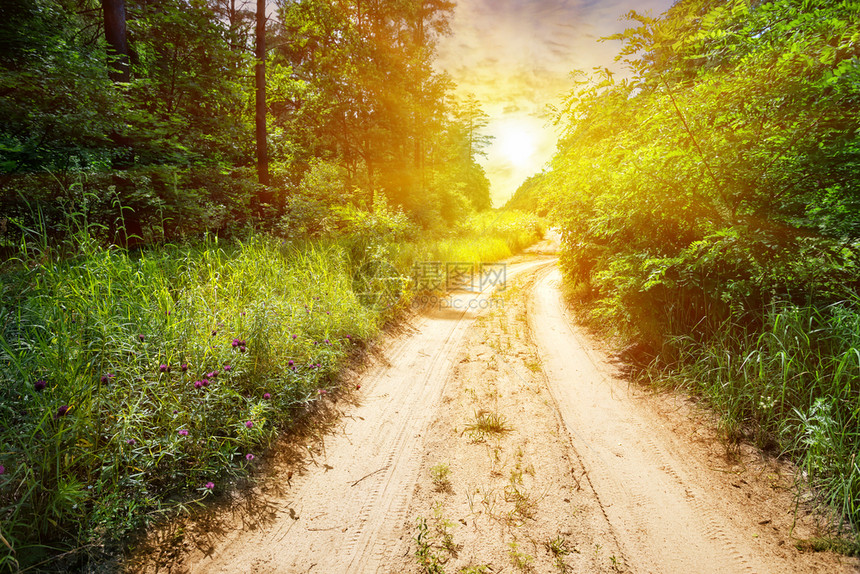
[496,123,537,168]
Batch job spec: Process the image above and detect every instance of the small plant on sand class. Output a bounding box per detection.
[415,516,447,574]
[508,541,534,572]
[544,535,573,572]
[504,474,536,525]
[463,409,511,442]
[430,462,452,492]
[458,565,492,574]
[414,505,460,573]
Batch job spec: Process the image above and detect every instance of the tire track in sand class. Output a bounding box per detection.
[529,265,780,574]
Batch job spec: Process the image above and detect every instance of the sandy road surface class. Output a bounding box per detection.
[129,255,858,574]
[529,266,858,574]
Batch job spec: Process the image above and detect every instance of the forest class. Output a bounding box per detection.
[530,0,860,546]
[1,0,496,241]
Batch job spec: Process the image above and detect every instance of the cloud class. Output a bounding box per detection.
[435,0,674,205]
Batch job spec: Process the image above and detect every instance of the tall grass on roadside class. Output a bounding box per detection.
[655,298,860,536]
[392,210,546,280]
[0,234,377,570]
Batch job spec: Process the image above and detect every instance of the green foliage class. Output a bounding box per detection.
[122,0,253,167]
[0,230,379,569]
[1,0,491,235]
[274,0,489,228]
[0,0,120,172]
[656,298,860,530]
[505,173,550,216]
[542,0,860,534]
[415,505,459,574]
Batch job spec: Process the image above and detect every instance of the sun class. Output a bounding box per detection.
[496,124,537,168]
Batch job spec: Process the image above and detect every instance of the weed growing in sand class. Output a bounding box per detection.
[414,505,461,573]
[463,409,511,442]
[415,517,447,574]
[544,535,574,572]
[524,358,542,373]
[430,463,452,492]
[508,541,534,572]
[458,565,492,574]
[504,473,536,525]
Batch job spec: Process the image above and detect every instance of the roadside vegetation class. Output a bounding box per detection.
[532,0,860,542]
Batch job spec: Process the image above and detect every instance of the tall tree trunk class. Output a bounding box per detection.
[255,0,270,193]
[102,0,130,82]
[414,4,425,193]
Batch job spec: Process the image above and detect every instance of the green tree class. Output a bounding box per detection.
[543,0,860,338]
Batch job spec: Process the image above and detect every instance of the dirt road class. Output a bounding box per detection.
[128,255,858,574]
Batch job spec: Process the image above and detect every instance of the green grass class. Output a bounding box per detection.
[0,234,379,570]
[463,410,512,442]
[653,298,860,540]
[392,210,546,279]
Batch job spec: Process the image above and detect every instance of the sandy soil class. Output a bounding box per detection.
[126,250,859,574]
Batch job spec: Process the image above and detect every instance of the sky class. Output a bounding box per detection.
[434,0,675,206]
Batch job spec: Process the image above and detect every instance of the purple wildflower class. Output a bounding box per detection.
[263,392,271,400]
[288,360,294,367]
[34,379,46,392]
[138,334,145,341]
[178,429,189,436]
[181,363,188,372]
[0,465,5,475]
[239,346,246,353]
[292,334,297,339]
[204,481,215,490]
[223,365,232,372]
[100,373,114,384]
[232,338,240,348]
[159,364,169,373]
[201,379,210,387]
[245,420,254,429]
[126,439,136,446]
[325,339,330,344]
[245,453,254,461]
[194,380,203,389]
[207,371,217,379]
[55,405,70,418]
